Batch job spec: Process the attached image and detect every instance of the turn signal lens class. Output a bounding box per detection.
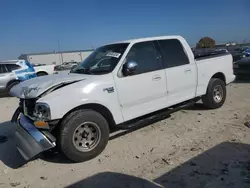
[34,121,49,129]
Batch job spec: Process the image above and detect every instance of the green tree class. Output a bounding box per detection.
[196,37,216,48]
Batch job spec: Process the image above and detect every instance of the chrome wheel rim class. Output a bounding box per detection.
[213,85,223,103]
[72,122,101,152]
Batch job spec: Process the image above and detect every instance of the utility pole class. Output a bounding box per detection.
[57,39,63,64]
[57,39,60,52]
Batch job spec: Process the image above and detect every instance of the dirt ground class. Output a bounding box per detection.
[0,81,250,188]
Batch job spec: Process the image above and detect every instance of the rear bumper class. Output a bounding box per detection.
[227,74,236,84]
[15,114,56,160]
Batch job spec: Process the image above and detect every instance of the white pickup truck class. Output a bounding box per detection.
[10,36,235,162]
[33,64,55,76]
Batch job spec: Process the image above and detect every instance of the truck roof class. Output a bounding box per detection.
[111,35,184,44]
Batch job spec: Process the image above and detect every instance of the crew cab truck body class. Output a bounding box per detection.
[10,36,235,162]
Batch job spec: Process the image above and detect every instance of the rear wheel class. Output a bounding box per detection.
[58,109,109,162]
[37,72,48,77]
[202,78,226,109]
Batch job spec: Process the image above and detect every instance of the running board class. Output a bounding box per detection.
[117,98,200,130]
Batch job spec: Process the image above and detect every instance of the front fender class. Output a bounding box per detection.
[38,80,124,124]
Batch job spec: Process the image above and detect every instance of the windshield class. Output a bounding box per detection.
[71,43,129,75]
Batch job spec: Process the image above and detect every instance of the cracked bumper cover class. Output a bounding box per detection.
[15,114,56,160]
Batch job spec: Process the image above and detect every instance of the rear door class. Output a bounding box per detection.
[157,39,197,105]
[114,41,167,121]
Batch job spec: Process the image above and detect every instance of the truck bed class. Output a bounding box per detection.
[194,51,230,61]
[195,53,235,97]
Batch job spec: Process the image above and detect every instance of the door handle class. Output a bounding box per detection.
[152,75,162,81]
[184,68,191,73]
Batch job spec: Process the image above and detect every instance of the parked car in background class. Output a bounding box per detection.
[242,48,250,58]
[54,61,79,71]
[215,49,228,53]
[32,63,46,67]
[242,46,250,52]
[228,48,242,62]
[33,64,56,76]
[233,57,250,79]
[10,35,235,162]
[0,60,36,92]
[228,46,249,62]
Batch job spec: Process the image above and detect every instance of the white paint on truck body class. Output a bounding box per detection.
[11,35,235,125]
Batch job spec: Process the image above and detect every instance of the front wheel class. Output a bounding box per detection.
[58,109,109,162]
[202,78,226,109]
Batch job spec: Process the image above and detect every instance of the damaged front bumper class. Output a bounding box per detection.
[14,113,56,161]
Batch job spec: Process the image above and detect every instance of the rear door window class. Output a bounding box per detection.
[0,64,8,73]
[157,39,190,68]
[5,64,21,72]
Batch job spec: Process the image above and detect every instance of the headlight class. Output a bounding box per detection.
[33,103,51,121]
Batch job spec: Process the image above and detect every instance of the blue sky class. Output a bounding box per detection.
[0,0,249,60]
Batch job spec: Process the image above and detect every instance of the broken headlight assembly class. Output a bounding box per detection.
[33,103,51,121]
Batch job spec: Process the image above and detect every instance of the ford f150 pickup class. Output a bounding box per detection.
[10,36,235,162]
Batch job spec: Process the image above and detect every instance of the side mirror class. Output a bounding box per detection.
[122,61,138,76]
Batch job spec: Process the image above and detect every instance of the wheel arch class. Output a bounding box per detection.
[36,71,48,76]
[6,79,20,91]
[211,72,226,84]
[59,103,116,131]
[7,79,20,86]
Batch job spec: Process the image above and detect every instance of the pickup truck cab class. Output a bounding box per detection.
[10,36,235,162]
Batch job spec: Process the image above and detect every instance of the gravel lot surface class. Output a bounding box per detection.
[0,81,250,188]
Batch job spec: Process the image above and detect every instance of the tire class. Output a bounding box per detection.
[202,78,226,109]
[6,81,20,92]
[58,109,110,162]
[37,72,48,77]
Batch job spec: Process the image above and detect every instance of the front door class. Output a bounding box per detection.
[114,41,167,121]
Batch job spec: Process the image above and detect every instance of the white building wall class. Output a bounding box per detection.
[61,52,82,63]
[28,54,61,65]
[26,50,93,65]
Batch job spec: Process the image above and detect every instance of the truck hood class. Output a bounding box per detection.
[10,73,88,99]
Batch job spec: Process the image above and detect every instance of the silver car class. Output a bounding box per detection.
[0,60,37,92]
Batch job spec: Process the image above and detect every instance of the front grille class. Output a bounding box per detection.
[19,99,36,116]
[19,99,24,113]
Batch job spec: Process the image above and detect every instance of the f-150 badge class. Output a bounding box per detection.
[103,87,114,93]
